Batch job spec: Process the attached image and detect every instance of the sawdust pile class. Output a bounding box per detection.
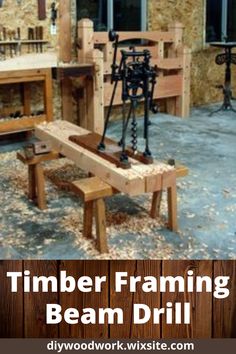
[0,150,176,260]
[45,161,87,191]
[60,208,174,260]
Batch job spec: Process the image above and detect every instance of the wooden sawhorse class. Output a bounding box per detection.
[71,169,177,254]
[17,150,60,210]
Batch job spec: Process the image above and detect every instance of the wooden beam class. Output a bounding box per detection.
[52,64,94,80]
[94,31,175,44]
[61,78,73,122]
[0,115,46,135]
[59,0,73,122]
[37,0,46,20]
[59,0,72,63]
[104,75,183,107]
[35,121,177,196]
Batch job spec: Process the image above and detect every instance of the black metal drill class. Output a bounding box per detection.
[98,30,158,168]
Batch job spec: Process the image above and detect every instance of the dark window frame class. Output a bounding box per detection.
[206,0,236,42]
[77,0,147,32]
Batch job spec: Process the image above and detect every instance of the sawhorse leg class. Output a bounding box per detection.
[95,198,108,254]
[167,183,178,232]
[150,191,163,218]
[83,201,93,239]
[28,165,36,201]
[35,164,47,210]
[150,184,178,232]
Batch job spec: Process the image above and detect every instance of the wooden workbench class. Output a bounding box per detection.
[35,121,188,196]
[0,53,57,135]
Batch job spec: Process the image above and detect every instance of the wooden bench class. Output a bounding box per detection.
[17,150,60,210]
[71,177,116,253]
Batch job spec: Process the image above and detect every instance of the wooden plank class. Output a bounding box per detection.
[24,261,59,338]
[69,133,153,168]
[17,150,60,165]
[104,75,183,107]
[38,0,46,20]
[0,68,50,79]
[103,58,183,75]
[94,31,175,45]
[44,69,53,122]
[0,76,45,85]
[83,261,109,338]
[59,261,85,338]
[0,261,24,338]
[155,58,183,70]
[131,261,161,338]
[0,115,47,135]
[109,261,137,338]
[162,261,213,338]
[0,53,57,72]
[213,261,236,338]
[52,65,94,80]
[71,177,115,202]
[59,0,72,63]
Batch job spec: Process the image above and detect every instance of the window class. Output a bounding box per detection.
[206,0,236,42]
[77,0,147,31]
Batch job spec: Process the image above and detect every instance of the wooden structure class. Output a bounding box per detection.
[17,150,60,210]
[0,67,53,134]
[35,121,185,197]
[0,260,235,338]
[58,6,191,134]
[71,172,178,253]
[74,19,191,134]
[71,177,115,253]
[34,121,189,252]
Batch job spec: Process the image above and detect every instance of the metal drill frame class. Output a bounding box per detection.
[98,30,158,167]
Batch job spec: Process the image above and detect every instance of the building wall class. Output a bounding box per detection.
[148,0,235,106]
[0,0,234,123]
